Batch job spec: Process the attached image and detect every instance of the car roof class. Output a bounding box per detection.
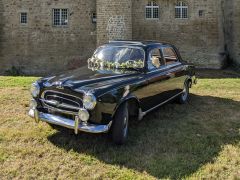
[106,40,173,48]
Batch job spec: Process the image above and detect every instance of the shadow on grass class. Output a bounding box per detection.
[47,94,240,179]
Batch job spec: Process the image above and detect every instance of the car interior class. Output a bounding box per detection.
[149,47,179,70]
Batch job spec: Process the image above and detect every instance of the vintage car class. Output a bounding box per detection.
[29,40,197,144]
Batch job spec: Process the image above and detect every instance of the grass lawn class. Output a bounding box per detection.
[0,70,239,179]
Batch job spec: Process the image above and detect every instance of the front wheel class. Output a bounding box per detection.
[111,103,129,145]
[177,82,190,104]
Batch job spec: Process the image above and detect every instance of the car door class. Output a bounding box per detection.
[161,46,186,96]
[136,47,174,111]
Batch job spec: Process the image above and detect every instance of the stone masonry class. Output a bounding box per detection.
[224,0,240,66]
[96,0,132,45]
[0,0,96,75]
[0,0,239,75]
[133,0,227,68]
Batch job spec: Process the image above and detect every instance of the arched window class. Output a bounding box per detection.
[175,1,188,19]
[145,1,159,19]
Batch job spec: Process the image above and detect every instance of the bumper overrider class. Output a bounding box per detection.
[28,108,112,134]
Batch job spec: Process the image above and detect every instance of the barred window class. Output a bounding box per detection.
[145,1,159,19]
[175,2,188,19]
[53,9,68,26]
[20,12,27,24]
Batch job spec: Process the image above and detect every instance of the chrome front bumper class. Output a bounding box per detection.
[29,109,112,134]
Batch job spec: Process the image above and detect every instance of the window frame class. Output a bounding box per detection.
[20,12,28,25]
[175,1,188,19]
[52,8,69,27]
[145,1,160,20]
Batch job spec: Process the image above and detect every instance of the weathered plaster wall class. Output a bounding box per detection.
[96,0,132,46]
[132,0,226,68]
[0,0,96,76]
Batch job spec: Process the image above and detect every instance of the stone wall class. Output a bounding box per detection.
[0,0,4,67]
[96,0,132,46]
[132,0,226,68]
[0,0,96,76]
[0,0,239,75]
[223,0,240,66]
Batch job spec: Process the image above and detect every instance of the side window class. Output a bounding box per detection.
[162,47,178,65]
[148,48,164,70]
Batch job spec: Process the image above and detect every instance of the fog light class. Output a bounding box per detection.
[78,109,90,122]
[30,99,37,110]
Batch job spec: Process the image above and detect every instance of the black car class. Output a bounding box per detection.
[29,40,197,144]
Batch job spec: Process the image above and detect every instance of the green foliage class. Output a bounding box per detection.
[5,66,24,76]
[0,76,39,88]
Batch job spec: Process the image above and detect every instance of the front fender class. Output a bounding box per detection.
[92,86,141,124]
[112,94,141,118]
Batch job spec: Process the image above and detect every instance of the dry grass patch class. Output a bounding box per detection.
[0,70,239,179]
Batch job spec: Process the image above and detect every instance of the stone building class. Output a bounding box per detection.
[0,0,239,75]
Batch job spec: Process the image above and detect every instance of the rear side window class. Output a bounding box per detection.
[148,48,164,70]
[162,47,178,65]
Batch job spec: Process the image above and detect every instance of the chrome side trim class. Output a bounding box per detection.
[142,91,183,115]
[29,109,112,134]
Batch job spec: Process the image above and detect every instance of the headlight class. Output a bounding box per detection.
[30,82,40,97]
[83,93,97,110]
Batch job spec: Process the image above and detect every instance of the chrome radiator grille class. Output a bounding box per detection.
[41,90,83,115]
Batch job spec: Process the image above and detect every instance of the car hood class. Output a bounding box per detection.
[41,66,143,96]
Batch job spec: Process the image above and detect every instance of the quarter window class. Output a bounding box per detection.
[145,1,159,19]
[20,12,28,24]
[175,1,188,19]
[53,9,68,26]
[162,47,178,65]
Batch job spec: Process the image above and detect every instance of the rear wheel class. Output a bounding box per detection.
[177,82,190,104]
[111,102,129,145]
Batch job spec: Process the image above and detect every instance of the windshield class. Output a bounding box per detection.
[88,46,145,70]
